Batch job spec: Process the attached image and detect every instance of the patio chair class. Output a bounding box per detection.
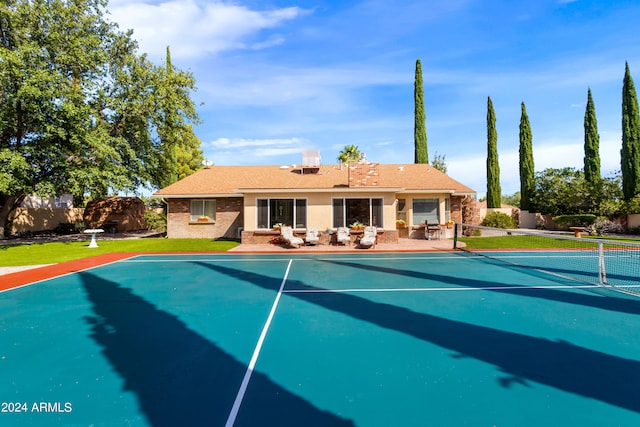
[358,226,377,249]
[425,221,441,240]
[280,226,304,248]
[336,227,351,245]
[304,228,320,245]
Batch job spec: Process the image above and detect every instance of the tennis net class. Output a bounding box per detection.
[456,224,640,295]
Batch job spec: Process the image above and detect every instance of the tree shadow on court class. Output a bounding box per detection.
[199,262,640,414]
[79,272,355,427]
[316,257,640,316]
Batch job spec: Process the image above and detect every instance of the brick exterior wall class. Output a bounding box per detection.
[450,196,464,223]
[167,198,243,239]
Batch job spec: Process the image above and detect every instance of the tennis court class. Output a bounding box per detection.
[2,251,640,426]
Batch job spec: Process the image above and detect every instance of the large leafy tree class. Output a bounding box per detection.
[414,59,428,164]
[583,88,601,185]
[531,168,622,216]
[486,97,501,208]
[621,62,640,201]
[519,102,534,211]
[0,0,201,237]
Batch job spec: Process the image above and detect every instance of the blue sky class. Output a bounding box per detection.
[108,0,640,196]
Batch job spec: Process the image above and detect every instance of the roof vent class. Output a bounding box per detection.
[302,150,321,174]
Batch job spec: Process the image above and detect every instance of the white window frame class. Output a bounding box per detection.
[413,198,439,225]
[190,200,216,222]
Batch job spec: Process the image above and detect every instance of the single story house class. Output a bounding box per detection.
[153,154,476,244]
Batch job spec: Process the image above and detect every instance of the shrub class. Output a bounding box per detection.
[552,214,596,229]
[144,211,166,232]
[481,212,517,229]
[54,222,84,235]
[586,218,623,236]
[622,195,640,214]
[626,227,640,235]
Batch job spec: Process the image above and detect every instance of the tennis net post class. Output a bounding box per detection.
[458,223,640,296]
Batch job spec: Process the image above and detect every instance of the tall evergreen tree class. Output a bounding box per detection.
[414,59,428,163]
[155,46,203,188]
[583,88,601,185]
[621,62,640,200]
[486,97,501,208]
[518,102,534,211]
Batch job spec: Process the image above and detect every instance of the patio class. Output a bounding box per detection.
[228,237,460,252]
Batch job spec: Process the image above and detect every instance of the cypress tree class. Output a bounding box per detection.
[621,62,640,200]
[583,88,601,185]
[486,97,501,208]
[519,102,534,211]
[414,59,428,163]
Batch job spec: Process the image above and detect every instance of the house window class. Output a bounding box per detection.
[257,198,307,229]
[332,198,383,228]
[413,198,439,225]
[444,198,451,222]
[190,200,216,222]
[396,198,407,223]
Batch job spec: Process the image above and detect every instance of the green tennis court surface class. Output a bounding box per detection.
[2,252,640,426]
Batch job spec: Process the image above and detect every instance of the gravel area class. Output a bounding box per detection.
[0,265,54,276]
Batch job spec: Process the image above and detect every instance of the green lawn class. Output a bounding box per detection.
[457,234,640,249]
[0,238,239,267]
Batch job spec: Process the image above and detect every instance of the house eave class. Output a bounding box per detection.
[397,189,456,195]
[152,193,243,199]
[236,187,405,194]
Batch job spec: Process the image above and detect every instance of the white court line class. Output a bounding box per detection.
[283,284,600,294]
[122,258,287,263]
[225,258,293,427]
[119,255,460,263]
[121,255,467,263]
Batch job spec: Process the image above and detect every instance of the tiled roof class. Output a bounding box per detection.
[153,163,476,197]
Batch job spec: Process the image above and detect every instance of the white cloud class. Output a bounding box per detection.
[199,64,410,108]
[205,137,313,165]
[209,137,307,148]
[107,0,309,60]
[448,133,623,199]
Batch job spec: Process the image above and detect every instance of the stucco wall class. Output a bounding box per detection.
[242,191,398,231]
[395,193,454,228]
[9,208,85,234]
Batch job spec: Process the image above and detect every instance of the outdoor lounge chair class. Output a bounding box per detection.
[280,226,304,248]
[336,227,351,245]
[304,228,320,245]
[358,226,377,249]
[425,221,441,240]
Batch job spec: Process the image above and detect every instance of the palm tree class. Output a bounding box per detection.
[337,145,363,166]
